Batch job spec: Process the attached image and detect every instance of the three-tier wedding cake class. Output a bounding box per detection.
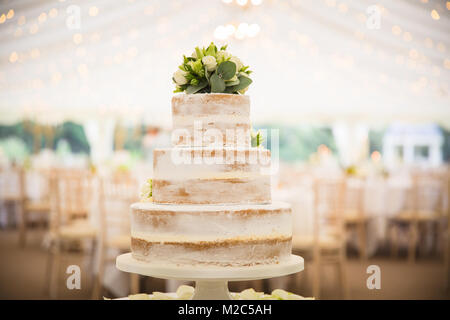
[129,43,292,267]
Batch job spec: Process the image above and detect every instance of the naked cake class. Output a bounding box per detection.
[130,43,292,266]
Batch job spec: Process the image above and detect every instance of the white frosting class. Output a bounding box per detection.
[172,93,250,116]
[153,147,271,180]
[132,240,291,266]
[131,201,290,212]
[131,201,291,243]
[172,94,250,147]
[131,233,290,243]
[173,115,249,126]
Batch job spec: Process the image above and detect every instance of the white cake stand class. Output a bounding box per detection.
[116,253,304,300]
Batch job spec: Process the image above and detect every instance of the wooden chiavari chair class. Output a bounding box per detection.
[389,171,445,263]
[45,169,97,299]
[343,177,369,260]
[292,177,349,299]
[19,168,52,246]
[442,167,449,291]
[0,166,23,230]
[92,172,139,299]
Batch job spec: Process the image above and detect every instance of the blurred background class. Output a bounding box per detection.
[0,0,449,299]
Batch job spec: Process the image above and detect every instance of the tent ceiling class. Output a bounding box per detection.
[0,0,449,127]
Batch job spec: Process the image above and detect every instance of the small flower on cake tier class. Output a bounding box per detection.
[139,178,153,202]
[173,42,253,94]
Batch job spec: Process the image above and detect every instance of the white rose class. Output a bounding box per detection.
[229,56,243,71]
[216,50,231,63]
[173,69,188,85]
[202,55,217,71]
[176,285,195,300]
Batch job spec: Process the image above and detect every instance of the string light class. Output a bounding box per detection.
[338,3,348,13]
[444,59,450,70]
[0,0,447,109]
[214,22,260,40]
[236,0,248,6]
[7,9,14,19]
[391,25,402,36]
[431,10,440,20]
[223,0,262,6]
[89,6,99,17]
[73,33,83,45]
[38,12,47,23]
[77,64,89,76]
[371,151,381,162]
[214,25,228,40]
[247,23,260,37]
[144,6,154,15]
[9,52,18,63]
[325,0,336,7]
[49,8,58,18]
[126,46,138,58]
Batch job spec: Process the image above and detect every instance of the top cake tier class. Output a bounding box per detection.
[172,93,251,148]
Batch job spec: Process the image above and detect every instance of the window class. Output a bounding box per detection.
[414,145,429,160]
[394,145,404,160]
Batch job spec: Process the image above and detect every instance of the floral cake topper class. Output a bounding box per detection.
[173,42,252,94]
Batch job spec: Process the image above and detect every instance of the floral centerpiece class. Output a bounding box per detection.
[115,286,313,300]
[172,42,252,94]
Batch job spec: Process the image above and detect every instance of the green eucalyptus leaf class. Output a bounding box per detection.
[186,80,208,94]
[225,76,252,93]
[217,61,236,80]
[210,72,226,93]
[204,66,210,83]
[225,79,240,86]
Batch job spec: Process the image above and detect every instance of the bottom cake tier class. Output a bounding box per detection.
[130,202,292,266]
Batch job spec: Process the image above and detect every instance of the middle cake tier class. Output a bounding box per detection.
[152,147,272,204]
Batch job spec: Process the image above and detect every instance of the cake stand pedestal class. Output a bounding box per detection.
[116,253,304,300]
